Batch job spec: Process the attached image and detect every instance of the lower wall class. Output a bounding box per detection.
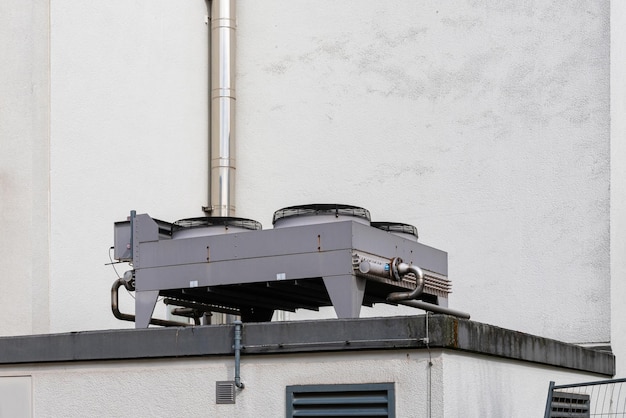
[4,351,432,418]
[0,349,607,418]
[441,352,604,418]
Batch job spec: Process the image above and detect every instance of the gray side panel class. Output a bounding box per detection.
[135,250,354,291]
[137,221,356,268]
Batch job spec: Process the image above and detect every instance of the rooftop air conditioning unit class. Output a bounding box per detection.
[112,204,465,328]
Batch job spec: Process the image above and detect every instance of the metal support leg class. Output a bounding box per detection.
[135,290,159,328]
[323,275,366,319]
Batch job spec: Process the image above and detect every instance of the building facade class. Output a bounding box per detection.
[1,0,624,415]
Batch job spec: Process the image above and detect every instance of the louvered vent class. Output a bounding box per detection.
[216,381,236,404]
[548,391,590,418]
[286,383,395,418]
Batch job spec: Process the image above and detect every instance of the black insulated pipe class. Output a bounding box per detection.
[111,278,191,327]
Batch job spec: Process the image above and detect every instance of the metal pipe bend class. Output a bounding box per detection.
[111,278,136,323]
[386,263,425,301]
[111,278,191,327]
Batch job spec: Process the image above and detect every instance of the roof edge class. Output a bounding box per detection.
[0,315,614,376]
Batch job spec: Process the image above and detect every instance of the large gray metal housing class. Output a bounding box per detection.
[114,213,451,327]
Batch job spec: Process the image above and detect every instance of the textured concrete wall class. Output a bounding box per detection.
[236,1,610,343]
[611,0,626,377]
[0,0,50,335]
[0,350,606,417]
[441,352,604,417]
[30,352,432,417]
[49,0,210,331]
[0,0,607,346]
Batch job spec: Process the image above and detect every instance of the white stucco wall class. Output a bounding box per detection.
[0,0,613,348]
[21,351,434,417]
[0,0,50,336]
[441,351,606,417]
[611,0,626,377]
[236,0,610,343]
[49,0,210,331]
[0,350,606,418]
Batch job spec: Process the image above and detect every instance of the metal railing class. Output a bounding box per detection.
[545,378,626,417]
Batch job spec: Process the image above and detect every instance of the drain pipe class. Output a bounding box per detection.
[233,320,245,389]
[207,0,237,216]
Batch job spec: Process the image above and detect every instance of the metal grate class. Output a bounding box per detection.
[173,217,262,231]
[272,204,371,225]
[549,391,590,417]
[286,383,395,417]
[216,381,236,404]
[545,378,626,417]
[371,222,419,240]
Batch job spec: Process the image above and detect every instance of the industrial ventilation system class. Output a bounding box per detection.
[112,204,468,328]
[109,1,468,327]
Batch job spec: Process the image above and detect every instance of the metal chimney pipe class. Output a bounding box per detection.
[209,0,236,216]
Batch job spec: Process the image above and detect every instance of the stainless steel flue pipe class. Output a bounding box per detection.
[209,0,236,216]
